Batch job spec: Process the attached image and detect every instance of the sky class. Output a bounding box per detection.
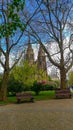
[0,0,73,76]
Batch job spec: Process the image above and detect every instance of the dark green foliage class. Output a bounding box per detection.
[31,81,43,95]
[43,84,54,91]
[31,80,59,95]
[7,76,24,96]
[23,85,32,91]
[42,83,59,91]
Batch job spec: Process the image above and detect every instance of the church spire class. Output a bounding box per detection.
[28,32,30,43]
[25,33,34,65]
[28,32,32,49]
[37,44,47,73]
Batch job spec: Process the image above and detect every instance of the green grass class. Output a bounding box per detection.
[0,91,55,105]
[0,96,16,105]
[34,91,55,100]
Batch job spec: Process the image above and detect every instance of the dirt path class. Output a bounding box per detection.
[0,99,73,130]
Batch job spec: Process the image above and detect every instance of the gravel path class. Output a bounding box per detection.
[0,99,73,130]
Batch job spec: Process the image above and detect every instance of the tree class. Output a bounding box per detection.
[12,61,36,88]
[36,68,48,82]
[12,61,48,89]
[24,0,73,89]
[0,0,27,101]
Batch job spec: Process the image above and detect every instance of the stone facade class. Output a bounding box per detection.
[25,43,47,73]
[25,42,34,65]
[37,45,47,72]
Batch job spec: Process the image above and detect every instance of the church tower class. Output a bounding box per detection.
[37,45,47,73]
[25,36,34,65]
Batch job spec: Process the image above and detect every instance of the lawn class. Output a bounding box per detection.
[0,91,55,105]
[34,91,55,100]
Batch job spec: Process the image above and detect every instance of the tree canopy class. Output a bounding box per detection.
[23,0,73,89]
[0,0,27,101]
[11,61,48,88]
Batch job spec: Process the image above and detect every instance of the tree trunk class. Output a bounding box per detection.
[60,68,67,89]
[0,37,10,101]
[0,70,9,101]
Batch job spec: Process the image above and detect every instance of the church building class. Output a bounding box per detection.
[25,38,47,75]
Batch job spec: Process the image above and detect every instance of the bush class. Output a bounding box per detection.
[31,81,43,95]
[41,83,59,91]
[7,76,24,96]
[23,85,32,91]
[43,84,54,90]
[31,80,58,94]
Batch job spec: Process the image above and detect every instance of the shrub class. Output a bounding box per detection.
[41,82,59,91]
[43,84,54,90]
[7,76,24,96]
[31,81,43,95]
[23,85,32,91]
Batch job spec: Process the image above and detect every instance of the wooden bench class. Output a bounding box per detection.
[55,89,71,99]
[16,92,34,103]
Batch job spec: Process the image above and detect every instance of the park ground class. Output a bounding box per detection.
[0,98,73,130]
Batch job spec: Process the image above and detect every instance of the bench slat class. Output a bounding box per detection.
[16,92,34,103]
[55,89,71,99]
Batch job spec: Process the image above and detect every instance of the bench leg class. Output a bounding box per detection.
[30,98,34,102]
[69,94,71,98]
[17,99,21,103]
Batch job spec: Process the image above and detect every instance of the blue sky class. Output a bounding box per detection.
[0,0,73,73]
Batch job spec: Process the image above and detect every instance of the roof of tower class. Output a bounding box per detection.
[28,33,31,48]
[27,34,33,53]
